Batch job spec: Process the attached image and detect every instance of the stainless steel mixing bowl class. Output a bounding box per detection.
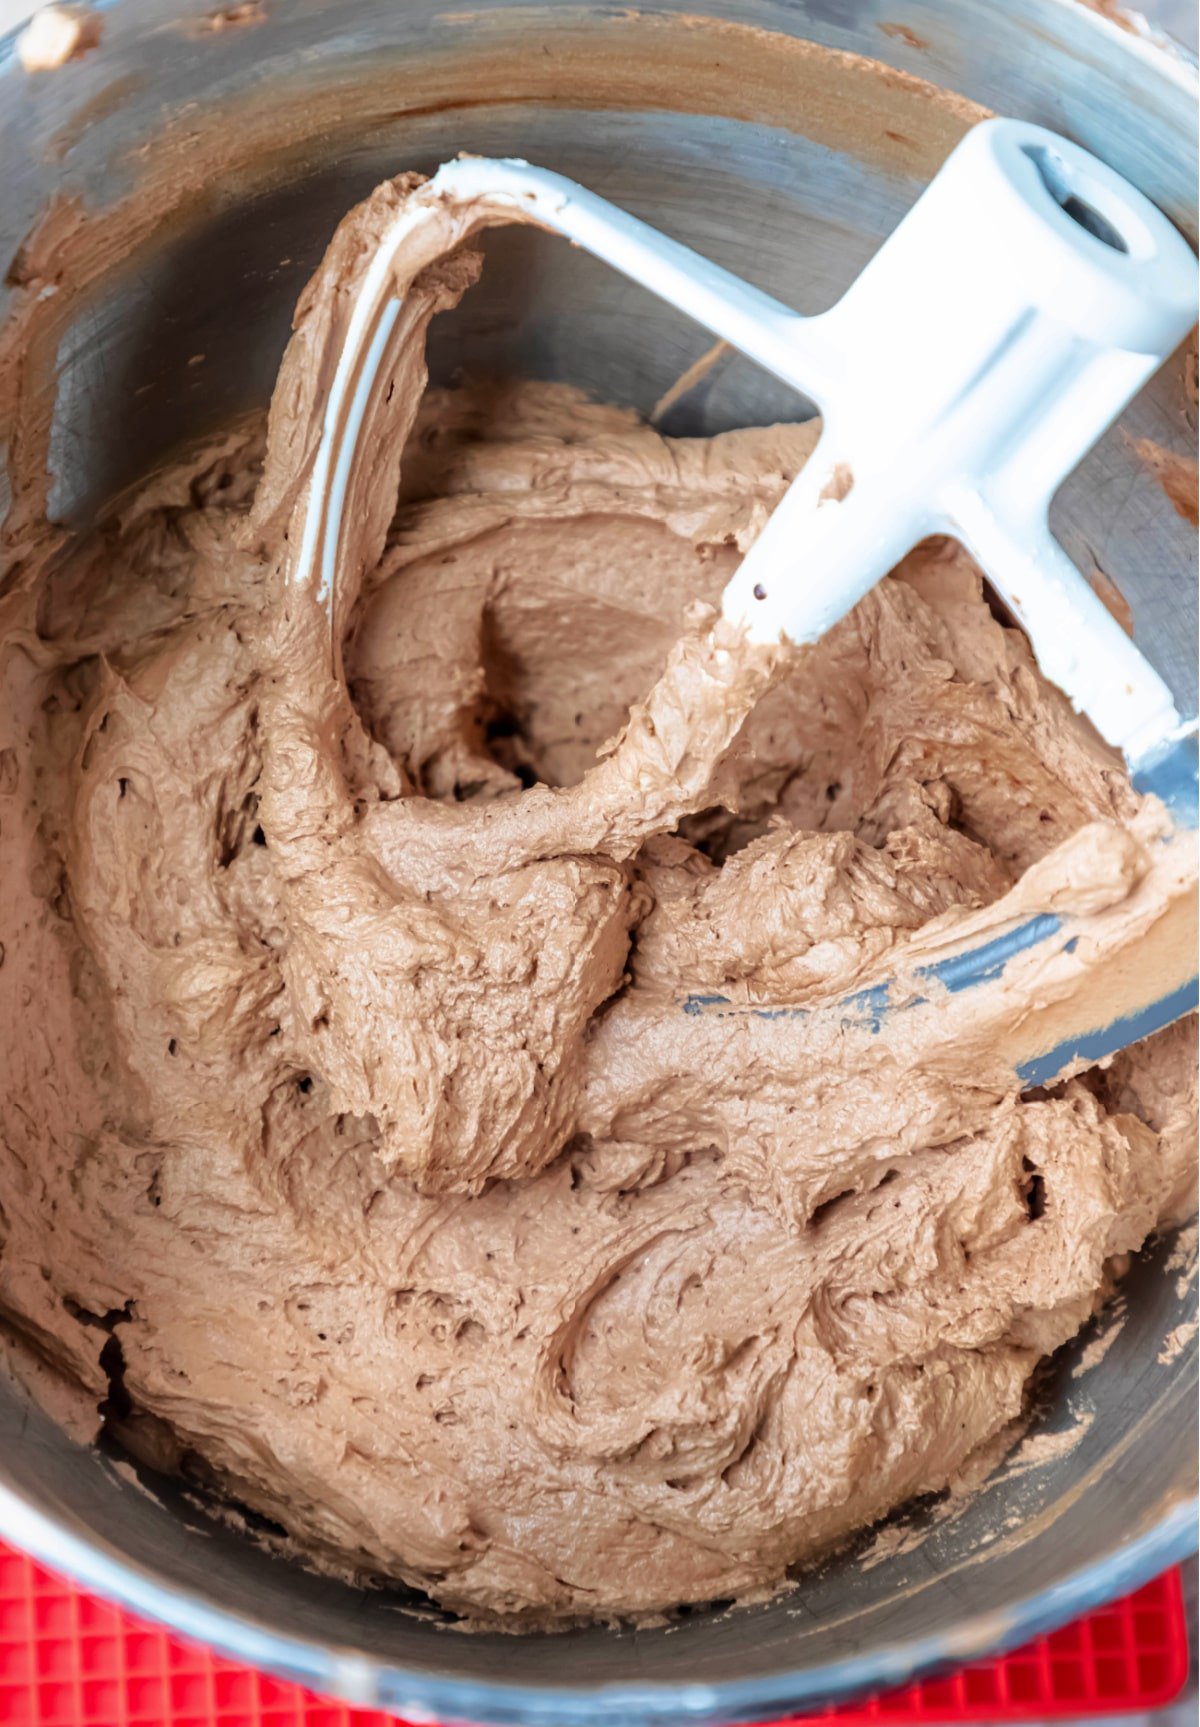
[0,3,1196,1722]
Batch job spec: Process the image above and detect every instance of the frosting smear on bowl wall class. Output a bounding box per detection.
[0,171,1194,1625]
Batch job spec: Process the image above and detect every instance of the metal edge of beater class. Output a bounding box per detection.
[681,915,1198,1089]
[1132,726,1200,823]
[681,732,1200,1096]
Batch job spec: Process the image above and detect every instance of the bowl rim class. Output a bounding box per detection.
[0,1479,1195,1725]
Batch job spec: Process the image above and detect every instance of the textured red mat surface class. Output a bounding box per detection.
[0,1541,1187,1726]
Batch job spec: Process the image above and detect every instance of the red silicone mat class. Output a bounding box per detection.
[0,1540,1188,1727]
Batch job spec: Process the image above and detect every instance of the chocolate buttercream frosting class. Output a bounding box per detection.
[0,173,1194,1624]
